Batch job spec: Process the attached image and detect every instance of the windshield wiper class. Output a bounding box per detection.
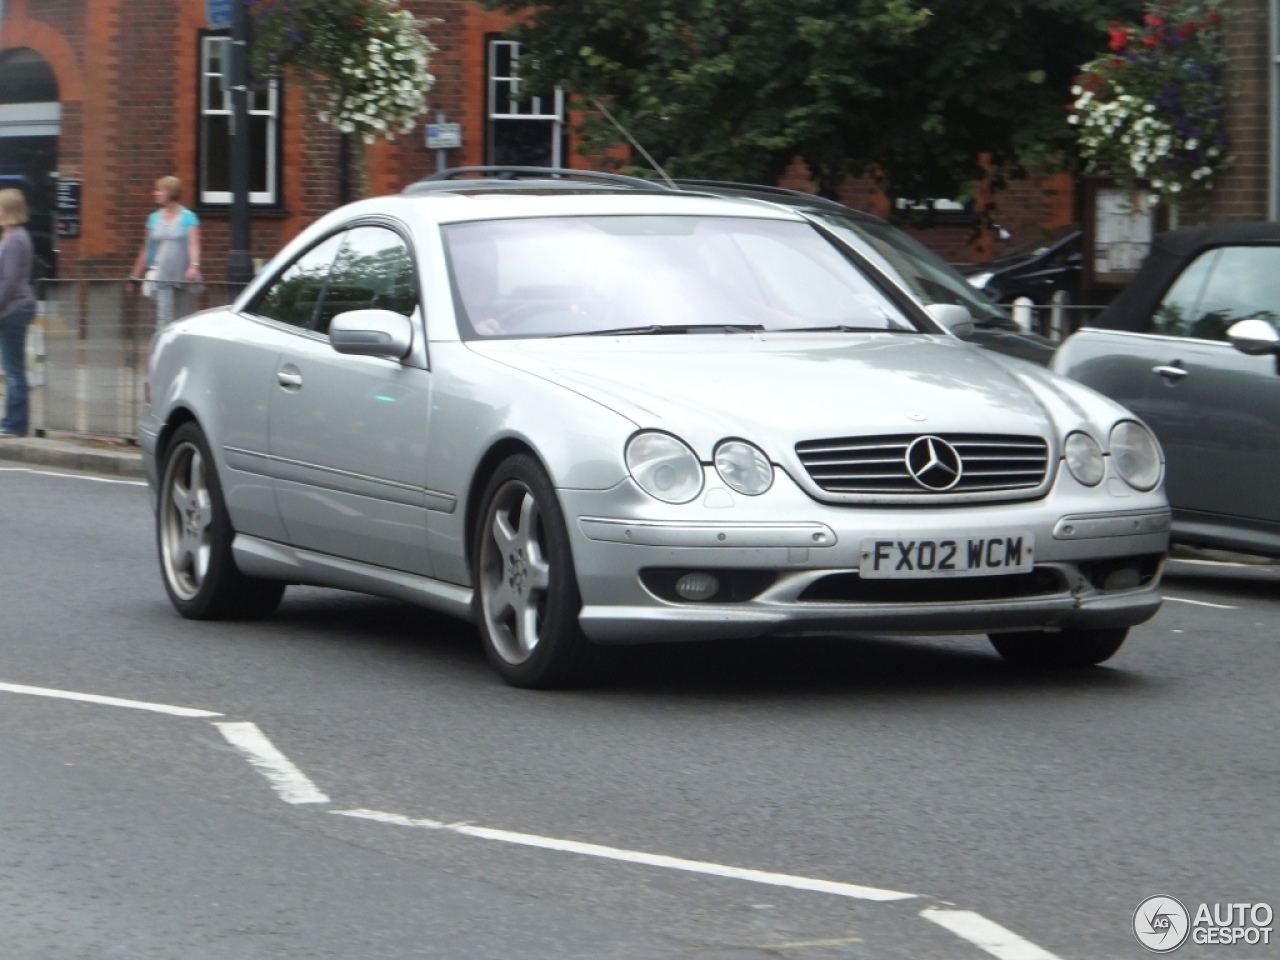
[565,323,766,337]
[781,324,906,333]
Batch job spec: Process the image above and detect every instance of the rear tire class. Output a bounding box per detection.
[472,454,597,689]
[157,422,285,620]
[989,627,1128,668]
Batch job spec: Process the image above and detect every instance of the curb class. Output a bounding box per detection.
[0,434,146,479]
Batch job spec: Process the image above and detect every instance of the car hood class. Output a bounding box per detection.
[470,333,1120,455]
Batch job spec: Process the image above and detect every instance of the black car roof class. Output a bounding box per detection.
[1093,221,1280,331]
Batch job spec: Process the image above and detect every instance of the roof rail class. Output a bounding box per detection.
[670,179,851,213]
[404,166,675,194]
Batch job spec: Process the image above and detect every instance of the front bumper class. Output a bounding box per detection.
[561,467,1170,645]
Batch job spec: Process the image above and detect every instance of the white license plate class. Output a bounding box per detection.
[859,533,1034,579]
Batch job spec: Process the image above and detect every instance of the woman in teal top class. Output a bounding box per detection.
[128,175,202,327]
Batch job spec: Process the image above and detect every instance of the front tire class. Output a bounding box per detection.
[472,454,596,689]
[157,422,285,620]
[989,627,1128,668]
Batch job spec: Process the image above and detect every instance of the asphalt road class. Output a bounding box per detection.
[2,462,1277,960]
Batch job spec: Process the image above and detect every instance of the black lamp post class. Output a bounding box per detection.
[227,0,254,288]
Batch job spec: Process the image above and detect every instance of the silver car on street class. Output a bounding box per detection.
[141,176,1171,687]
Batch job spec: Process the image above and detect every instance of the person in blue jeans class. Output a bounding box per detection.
[0,187,36,439]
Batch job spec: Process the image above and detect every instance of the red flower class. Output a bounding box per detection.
[1108,25,1130,51]
[352,16,363,25]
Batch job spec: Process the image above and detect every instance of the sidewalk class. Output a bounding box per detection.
[0,432,145,479]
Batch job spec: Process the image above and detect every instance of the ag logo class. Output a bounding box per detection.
[1134,896,1191,953]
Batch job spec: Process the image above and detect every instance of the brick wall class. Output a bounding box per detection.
[1211,0,1271,223]
[0,0,516,279]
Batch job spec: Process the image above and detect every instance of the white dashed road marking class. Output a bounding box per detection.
[214,720,331,805]
[921,909,1063,960]
[334,808,915,902]
[0,680,223,718]
[1,677,1067,958]
[0,466,145,485]
[1164,595,1237,609]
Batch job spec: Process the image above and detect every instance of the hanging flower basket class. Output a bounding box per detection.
[1069,0,1229,200]
[248,0,436,144]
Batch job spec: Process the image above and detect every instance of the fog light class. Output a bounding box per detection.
[1102,567,1141,591]
[675,572,720,601]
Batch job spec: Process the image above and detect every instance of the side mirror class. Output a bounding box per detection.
[1227,317,1280,356]
[926,303,976,340]
[329,308,413,359]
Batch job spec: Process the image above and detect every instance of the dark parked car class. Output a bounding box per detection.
[966,226,1083,308]
[1052,222,1280,559]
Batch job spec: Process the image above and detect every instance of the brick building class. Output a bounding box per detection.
[0,0,1274,283]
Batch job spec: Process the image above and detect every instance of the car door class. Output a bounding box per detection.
[218,234,347,544]
[266,223,434,575]
[1127,245,1280,529]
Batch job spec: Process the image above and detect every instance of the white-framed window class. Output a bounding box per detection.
[199,34,280,206]
[487,39,565,167]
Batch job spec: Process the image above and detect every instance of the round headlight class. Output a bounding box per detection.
[714,440,774,496]
[626,432,704,503]
[1064,431,1104,486]
[1110,421,1163,491]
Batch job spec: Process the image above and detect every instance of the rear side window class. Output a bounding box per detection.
[1154,246,1280,341]
[313,226,418,335]
[252,234,345,329]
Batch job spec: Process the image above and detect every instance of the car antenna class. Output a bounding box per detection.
[592,98,677,190]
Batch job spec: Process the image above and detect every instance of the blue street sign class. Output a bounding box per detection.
[206,0,233,29]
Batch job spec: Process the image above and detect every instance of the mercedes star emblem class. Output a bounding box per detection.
[905,436,963,490]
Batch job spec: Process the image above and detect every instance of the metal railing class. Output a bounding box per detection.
[1007,297,1108,340]
[18,280,240,441]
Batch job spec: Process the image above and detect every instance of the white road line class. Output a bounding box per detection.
[1171,557,1274,570]
[1164,595,1237,609]
[214,721,331,805]
[0,681,222,718]
[921,908,1061,960]
[334,808,915,902]
[0,466,145,485]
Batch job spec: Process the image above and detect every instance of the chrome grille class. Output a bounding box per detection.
[795,433,1049,495]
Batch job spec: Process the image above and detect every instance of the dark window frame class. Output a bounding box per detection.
[197,29,283,209]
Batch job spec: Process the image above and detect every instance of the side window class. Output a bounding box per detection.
[1152,250,1217,337]
[1179,246,1280,341]
[313,226,419,336]
[251,234,344,329]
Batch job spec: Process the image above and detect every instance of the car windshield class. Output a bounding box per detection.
[810,212,1011,326]
[444,215,920,338]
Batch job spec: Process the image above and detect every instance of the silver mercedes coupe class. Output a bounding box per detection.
[140,174,1171,687]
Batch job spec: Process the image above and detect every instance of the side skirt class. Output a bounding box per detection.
[232,534,475,623]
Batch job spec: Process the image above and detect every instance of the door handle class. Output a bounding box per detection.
[1152,364,1188,380]
[277,369,303,389]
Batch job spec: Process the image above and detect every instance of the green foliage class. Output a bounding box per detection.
[479,0,1145,204]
